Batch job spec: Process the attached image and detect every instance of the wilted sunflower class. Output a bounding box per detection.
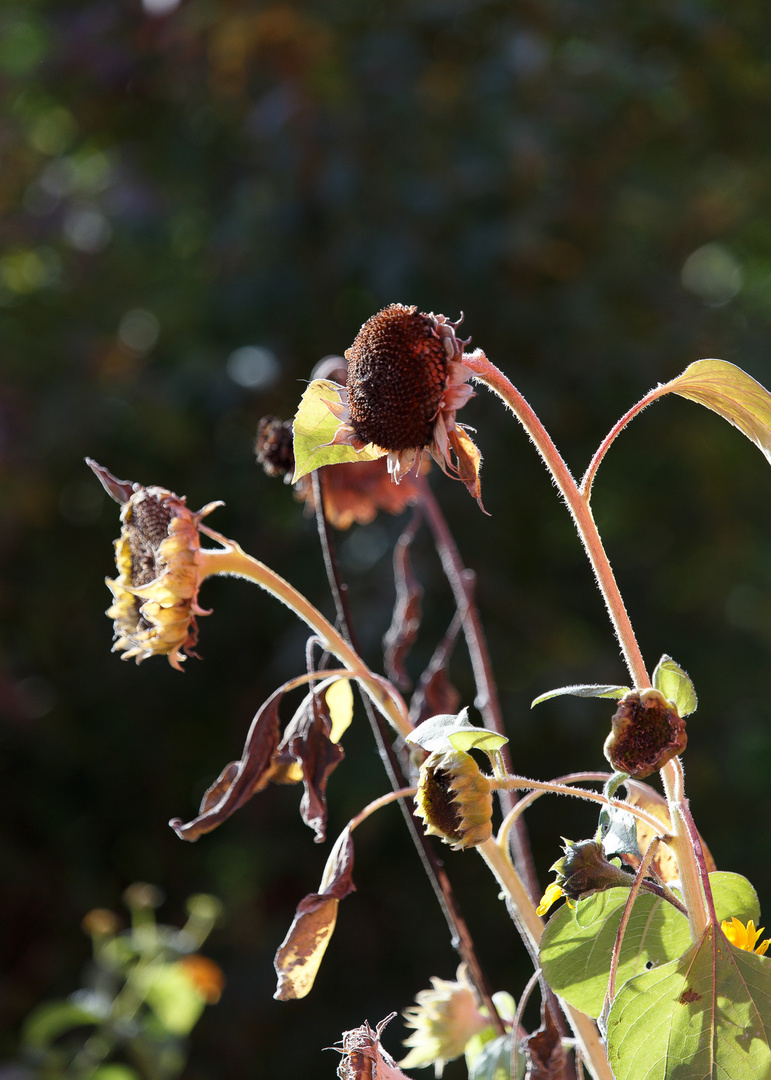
[87,459,220,670]
[401,965,490,1077]
[323,304,484,507]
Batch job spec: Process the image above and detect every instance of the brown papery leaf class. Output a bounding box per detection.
[274,826,355,1000]
[524,1001,565,1080]
[275,687,345,843]
[169,686,284,841]
[383,510,423,690]
[663,359,771,466]
[622,779,715,883]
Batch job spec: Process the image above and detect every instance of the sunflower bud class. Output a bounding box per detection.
[415,748,493,851]
[604,688,687,779]
[551,839,633,901]
[88,460,220,670]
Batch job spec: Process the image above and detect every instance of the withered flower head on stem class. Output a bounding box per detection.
[325,304,484,507]
[400,965,490,1077]
[87,459,221,670]
[537,838,633,917]
[414,747,493,851]
[604,688,687,779]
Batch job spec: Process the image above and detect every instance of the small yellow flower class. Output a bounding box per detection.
[401,965,490,1077]
[88,460,221,669]
[536,882,566,918]
[721,917,771,956]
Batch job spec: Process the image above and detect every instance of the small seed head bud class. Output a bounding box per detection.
[550,838,633,902]
[255,416,295,480]
[604,688,687,779]
[415,748,493,851]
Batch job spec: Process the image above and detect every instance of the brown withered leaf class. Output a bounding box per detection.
[524,1002,566,1080]
[169,686,284,841]
[274,826,355,1001]
[336,1015,410,1080]
[622,779,715,883]
[275,688,345,843]
[383,511,423,690]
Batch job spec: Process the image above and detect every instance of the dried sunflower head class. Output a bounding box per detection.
[88,459,220,670]
[324,304,483,506]
[415,747,493,851]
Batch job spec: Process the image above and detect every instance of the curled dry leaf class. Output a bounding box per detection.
[524,1001,566,1080]
[273,684,347,843]
[335,1015,411,1080]
[169,687,283,841]
[274,826,356,1001]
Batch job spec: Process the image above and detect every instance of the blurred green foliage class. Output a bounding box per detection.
[3,1,771,1077]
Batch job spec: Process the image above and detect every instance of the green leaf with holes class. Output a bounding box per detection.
[292,379,385,481]
[607,924,771,1080]
[540,872,759,1019]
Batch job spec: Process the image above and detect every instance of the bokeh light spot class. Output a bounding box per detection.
[681,242,742,306]
[226,345,279,389]
[118,309,160,354]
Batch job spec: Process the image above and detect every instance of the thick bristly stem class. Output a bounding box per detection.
[463,350,710,939]
[478,838,614,1080]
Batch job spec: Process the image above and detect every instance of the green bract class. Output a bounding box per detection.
[291,379,385,482]
[407,707,509,756]
[652,655,698,717]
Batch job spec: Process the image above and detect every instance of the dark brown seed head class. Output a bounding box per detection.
[255,416,295,479]
[604,689,687,779]
[346,304,450,450]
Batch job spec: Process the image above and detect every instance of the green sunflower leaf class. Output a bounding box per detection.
[531,684,629,708]
[406,707,509,755]
[539,872,759,1019]
[607,924,771,1080]
[291,379,385,482]
[662,358,771,467]
[651,655,698,717]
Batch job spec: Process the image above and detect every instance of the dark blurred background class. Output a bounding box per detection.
[3,0,771,1076]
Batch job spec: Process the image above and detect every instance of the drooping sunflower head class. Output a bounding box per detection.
[88,460,219,670]
[401,965,490,1077]
[414,747,493,851]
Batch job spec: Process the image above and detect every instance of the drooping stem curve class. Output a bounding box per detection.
[197,540,411,738]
